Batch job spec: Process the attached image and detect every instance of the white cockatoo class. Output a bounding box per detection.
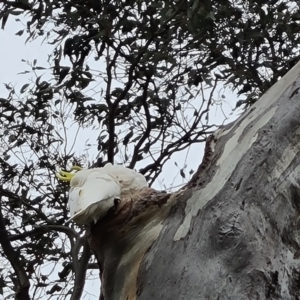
[56,163,148,225]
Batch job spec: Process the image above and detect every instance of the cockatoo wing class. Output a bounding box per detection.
[103,163,148,197]
[67,172,121,224]
[66,198,117,224]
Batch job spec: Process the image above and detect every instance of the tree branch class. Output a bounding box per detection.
[8,224,79,242]
[129,76,152,169]
[70,237,91,300]
[1,187,55,225]
[107,1,186,163]
[0,198,30,300]
[140,77,218,181]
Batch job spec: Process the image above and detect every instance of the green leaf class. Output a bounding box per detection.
[180,169,186,178]
[15,29,24,36]
[33,66,46,70]
[20,83,30,93]
[9,10,24,16]
[1,14,8,29]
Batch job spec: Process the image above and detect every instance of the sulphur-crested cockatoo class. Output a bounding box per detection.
[56,163,148,224]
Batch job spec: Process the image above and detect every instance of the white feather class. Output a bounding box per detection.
[102,163,148,197]
[65,164,148,224]
[66,170,121,224]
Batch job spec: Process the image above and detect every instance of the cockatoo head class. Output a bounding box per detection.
[56,166,122,224]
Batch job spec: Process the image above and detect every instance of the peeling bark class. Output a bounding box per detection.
[88,61,300,299]
[88,189,173,299]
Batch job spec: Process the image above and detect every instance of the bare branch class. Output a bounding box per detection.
[0,198,30,300]
[8,224,78,241]
[129,76,152,169]
[70,238,91,300]
[107,0,186,163]
[1,187,55,224]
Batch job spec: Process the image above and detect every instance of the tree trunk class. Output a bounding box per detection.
[88,61,300,300]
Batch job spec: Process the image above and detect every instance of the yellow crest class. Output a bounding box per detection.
[56,166,83,182]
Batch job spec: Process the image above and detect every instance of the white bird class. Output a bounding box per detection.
[102,163,148,197]
[56,163,148,225]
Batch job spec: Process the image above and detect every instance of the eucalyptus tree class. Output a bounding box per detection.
[1,0,300,299]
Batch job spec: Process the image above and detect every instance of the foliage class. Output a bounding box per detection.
[1,0,300,299]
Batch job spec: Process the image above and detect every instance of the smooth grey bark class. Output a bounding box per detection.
[88,61,300,300]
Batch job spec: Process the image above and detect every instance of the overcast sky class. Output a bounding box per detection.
[0,17,241,190]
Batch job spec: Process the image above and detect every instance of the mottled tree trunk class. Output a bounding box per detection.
[88,61,300,300]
